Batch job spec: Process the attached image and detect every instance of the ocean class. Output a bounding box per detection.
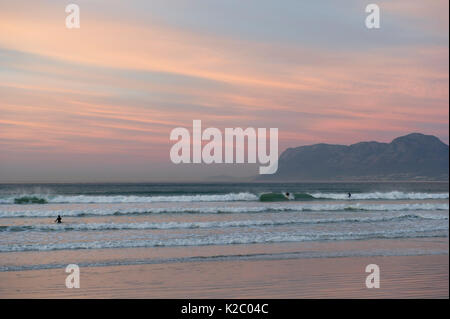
[0,182,448,273]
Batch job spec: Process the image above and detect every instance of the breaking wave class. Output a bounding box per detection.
[0,192,259,204]
[309,191,449,200]
[0,202,447,218]
[1,226,447,252]
[0,191,448,205]
[0,212,447,232]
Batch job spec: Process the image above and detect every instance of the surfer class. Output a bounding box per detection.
[348,192,351,198]
[55,215,62,224]
[283,192,294,200]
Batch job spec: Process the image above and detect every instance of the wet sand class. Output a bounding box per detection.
[0,254,448,298]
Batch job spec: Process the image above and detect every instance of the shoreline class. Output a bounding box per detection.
[1,237,447,272]
[1,254,448,299]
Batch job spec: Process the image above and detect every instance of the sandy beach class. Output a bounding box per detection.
[1,254,447,299]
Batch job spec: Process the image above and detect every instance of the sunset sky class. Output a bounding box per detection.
[0,0,448,182]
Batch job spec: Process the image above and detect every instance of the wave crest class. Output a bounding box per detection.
[0,202,447,218]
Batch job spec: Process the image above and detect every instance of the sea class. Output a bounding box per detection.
[0,182,448,272]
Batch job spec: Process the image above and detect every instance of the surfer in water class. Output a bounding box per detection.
[348,192,351,199]
[283,192,294,200]
[55,215,62,224]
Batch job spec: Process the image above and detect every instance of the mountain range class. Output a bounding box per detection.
[259,133,449,181]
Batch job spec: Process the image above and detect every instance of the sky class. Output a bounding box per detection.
[0,0,448,182]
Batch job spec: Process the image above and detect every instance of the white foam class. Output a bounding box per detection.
[0,202,447,218]
[1,191,447,204]
[0,192,259,204]
[1,225,447,252]
[310,191,449,200]
[1,212,447,232]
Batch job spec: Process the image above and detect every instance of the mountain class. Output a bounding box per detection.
[259,133,449,181]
